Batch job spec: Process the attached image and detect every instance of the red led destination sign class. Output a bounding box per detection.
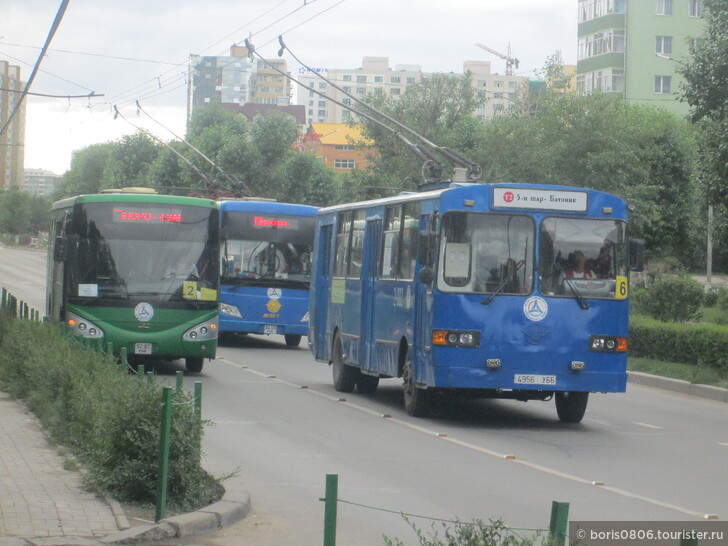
[113,208,183,223]
[252,216,297,229]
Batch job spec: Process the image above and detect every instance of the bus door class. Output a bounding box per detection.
[361,218,382,373]
[313,224,333,361]
[413,213,437,377]
[48,209,72,321]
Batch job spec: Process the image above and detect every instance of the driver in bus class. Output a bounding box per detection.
[564,250,595,279]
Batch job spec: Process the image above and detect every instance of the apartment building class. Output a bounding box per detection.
[0,60,26,190]
[23,168,60,196]
[577,0,706,116]
[187,46,291,119]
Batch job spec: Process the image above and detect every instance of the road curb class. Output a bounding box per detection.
[99,490,251,544]
[627,371,728,402]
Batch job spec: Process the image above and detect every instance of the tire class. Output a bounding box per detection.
[185,357,204,374]
[356,373,380,394]
[284,334,302,347]
[332,333,358,392]
[402,351,430,417]
[555,391,589,423]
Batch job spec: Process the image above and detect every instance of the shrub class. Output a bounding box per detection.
[631,275,704,322]
[630,315,728,370]
[0,318,223,509]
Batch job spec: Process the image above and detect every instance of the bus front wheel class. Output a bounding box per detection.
[402,352,430,417]
[284,334,302,347]
[332,333,358,392]
[186,357,204,374]
[555,391,589,423]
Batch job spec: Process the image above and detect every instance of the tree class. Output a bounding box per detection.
[55,142,115,198]
[102,132,160,190]
[276,153,340,206]
[0,189,30,235]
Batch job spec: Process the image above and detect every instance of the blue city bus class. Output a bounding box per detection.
[218,200,318,347]
[309,183,642,422]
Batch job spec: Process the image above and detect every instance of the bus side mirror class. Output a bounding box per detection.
[419,267,434,284]
[629,238,644,272]
[53,236,67,262]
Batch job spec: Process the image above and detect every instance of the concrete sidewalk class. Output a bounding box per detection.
[0,391,249,546]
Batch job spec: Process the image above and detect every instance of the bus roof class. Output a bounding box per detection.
[51,193,218,211]
[318,183,628,218]
[218,200,318,216]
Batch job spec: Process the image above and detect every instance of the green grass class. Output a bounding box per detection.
[629,357,728,388]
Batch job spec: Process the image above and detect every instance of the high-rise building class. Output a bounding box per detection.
[576,0,705,116]
[0,60,26,191]
[187,46,291,120]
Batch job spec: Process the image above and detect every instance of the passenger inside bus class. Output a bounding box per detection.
[564,250,595,280]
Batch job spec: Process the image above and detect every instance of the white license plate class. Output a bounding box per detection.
[514,374,556,385]
[264,325,277,335]
[135,343,152,355]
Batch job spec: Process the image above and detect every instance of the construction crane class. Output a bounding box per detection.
[475,42,519,75]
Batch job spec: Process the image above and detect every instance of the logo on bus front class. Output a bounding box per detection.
[134,302,154,322]
[267,288,282,300]
[523,296,548,322]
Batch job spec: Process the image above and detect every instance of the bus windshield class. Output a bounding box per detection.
[221,211,315,287]
[539,217,627,299]
[439,212,534,295]
[69,202,219,302]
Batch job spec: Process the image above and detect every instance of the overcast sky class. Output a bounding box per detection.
[3,0,577,174]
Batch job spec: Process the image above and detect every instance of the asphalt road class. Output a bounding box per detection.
[1,246,726,546]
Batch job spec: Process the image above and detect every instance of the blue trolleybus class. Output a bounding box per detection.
[309,183,642,422]
[218,200,318,347]
[46,189,220,373]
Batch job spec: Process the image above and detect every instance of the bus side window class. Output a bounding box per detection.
[443,243,471,287]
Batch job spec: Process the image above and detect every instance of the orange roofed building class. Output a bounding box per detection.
[298,122,372,172]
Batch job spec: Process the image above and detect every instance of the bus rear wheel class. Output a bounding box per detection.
[402,352,430,417]
[332,333,358,392]
[555,391,589,423]
[185,357,204,374]
[284,334,302,347]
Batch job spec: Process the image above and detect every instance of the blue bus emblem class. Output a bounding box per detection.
[523,296,548,322]
[134,302,154,322]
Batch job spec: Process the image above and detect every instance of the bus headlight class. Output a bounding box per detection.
[66,312,104,339]
[219,303,242,318]
[589,335,627,353]
[184,318,218,341]
[432,330,481,348]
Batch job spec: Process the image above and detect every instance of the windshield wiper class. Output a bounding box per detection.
[481,260,525,306]
[554,263,589,310]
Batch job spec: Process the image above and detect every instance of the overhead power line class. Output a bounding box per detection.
[0,0,70,136]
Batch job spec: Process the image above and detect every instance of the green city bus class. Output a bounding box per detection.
[46,189,220,373]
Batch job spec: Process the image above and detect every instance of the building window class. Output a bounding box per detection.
[391,76,400,83]
[356,75,366,83]
[656,36,673,55]
[494,81,503,88]
[356,87,366,94]
[318,100,326,107]
[343,86,351,93]
[335,145,356,150]
[374,76,383,83]
[493,92,503,99]
[689,0,704,16]
[406,77,415,84]
[509,81,518,90]
[343,98,352,105]
[318,82,326,90]
[688,38,704,55]
[342,110,351,122]
[318,109,326,116]
[343,75,352,81]
[334,159,356,169]
[654,75,672,94]
[391,88,400,95]
[656,0,673,15]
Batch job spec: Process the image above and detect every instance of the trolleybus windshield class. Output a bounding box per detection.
[221,211,316,288]
[69,202,219,302]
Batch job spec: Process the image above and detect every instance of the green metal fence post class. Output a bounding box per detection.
[1,287,6,308]
[323,474,339,546]
[138,364,145,379]
[175,370,184,392]
[147,371,154,386]
[549,501,570,546]
[120,347,128,368]
[107,341,114,356]
[155,386,173,522]
[194,381,202,421]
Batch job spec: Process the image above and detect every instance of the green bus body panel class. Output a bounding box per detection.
[51,193,218,211]
[68,304,218,359]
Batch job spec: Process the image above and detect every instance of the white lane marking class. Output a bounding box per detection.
[633,422,665,430]
[719,442,728,447]
[220,357,713,520]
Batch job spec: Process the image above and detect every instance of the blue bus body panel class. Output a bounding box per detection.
[219,285,309,335]
[429,294,627,393]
